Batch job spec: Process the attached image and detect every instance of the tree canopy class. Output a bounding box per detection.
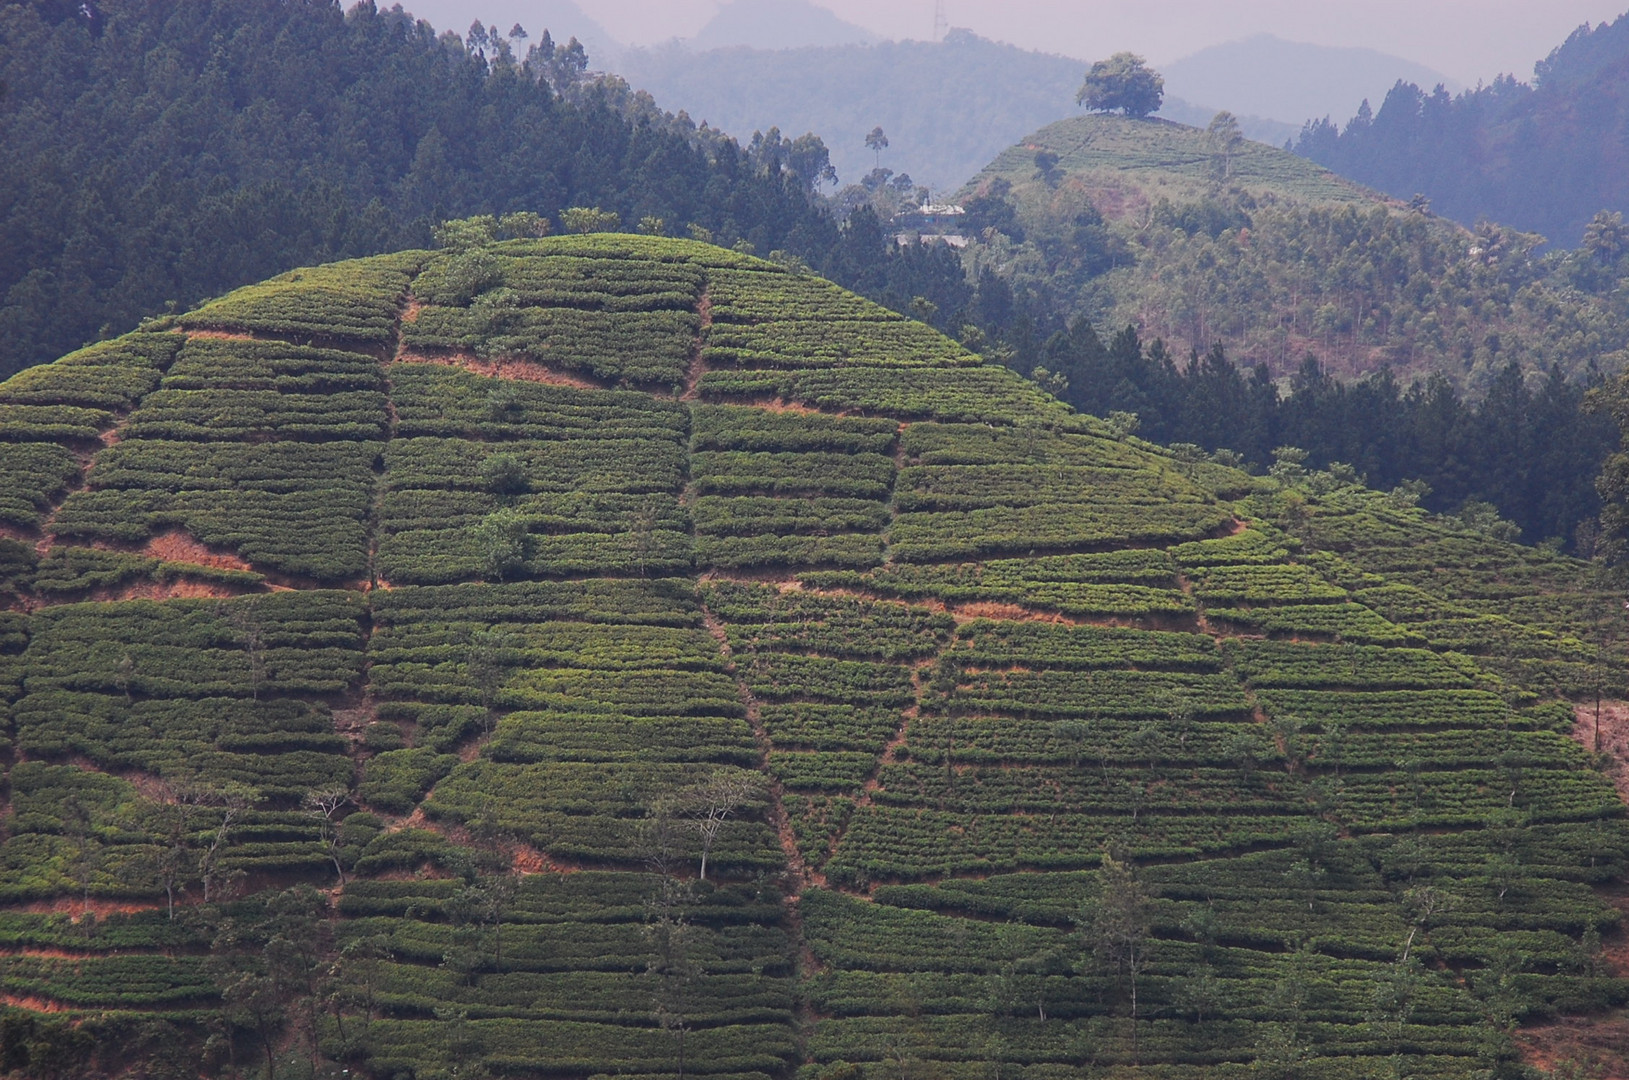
[1076,53,1164,118]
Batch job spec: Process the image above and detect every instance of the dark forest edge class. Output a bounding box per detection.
[1026,324,1620,553]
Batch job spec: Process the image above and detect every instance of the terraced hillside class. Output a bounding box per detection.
[0,234,1626,1078]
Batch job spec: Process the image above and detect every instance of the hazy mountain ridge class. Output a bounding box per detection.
[1294,14,1629,248]
[691,0,880,50]
[616,24,1440,194]
[619,30,1085,193]
[1163,33,1459,129]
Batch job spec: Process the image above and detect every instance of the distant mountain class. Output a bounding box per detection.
[1157,98,1299,149]
[690,0,878,50]
[1163,34,1458,128]
[1294,15,1629,248]
[620,30,1083,192]
[618,29,1329,195]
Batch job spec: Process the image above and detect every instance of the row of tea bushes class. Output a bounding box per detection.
[176,252,424,343]
[689,405,897,571]
[50,440,377,581]
[366,581,780,869]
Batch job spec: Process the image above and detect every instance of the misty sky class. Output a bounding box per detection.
[564,0,1625,85]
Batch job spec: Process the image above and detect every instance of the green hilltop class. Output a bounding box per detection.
[962,114,1629,389]
[976,115,1371,210]
[0,233,1625,1077]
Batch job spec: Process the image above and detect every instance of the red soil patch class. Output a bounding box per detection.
[2,947,100,960]
[1574,701,1629,805]
[1515,1016,1629,1079]
[456,734,488,763]
[951,601,1072,625]
[77,579,241,604]
[185,329,257,342]
[755,400,822,414]
[0,995,65,1014]
[401,299,424,324]
[512,844,574,875]
[144,530,254,573]
[0,524,36,544]
[331,705,379,738]
[367,866,455,882]
[393,350,600,389]
[1,897,166,918]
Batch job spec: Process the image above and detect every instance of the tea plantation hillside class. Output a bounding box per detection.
[962,114,1629,389]
[0,234,1627,1078]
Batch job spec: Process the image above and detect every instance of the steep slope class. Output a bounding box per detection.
[963,113,1629,386]
[0,236,1625,1077]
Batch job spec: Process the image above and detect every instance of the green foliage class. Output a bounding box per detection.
[30,547,264,594]
[360,749,460,815]
[180,253,422,342]
[52,440,377,581]
[1077,52,1165,117]
[971,112,1629,395]
[0,332,181,411]
[0,443,79,529]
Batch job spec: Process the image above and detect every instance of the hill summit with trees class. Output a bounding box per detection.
[0,229,1625,1076]
[959,111,1629,390]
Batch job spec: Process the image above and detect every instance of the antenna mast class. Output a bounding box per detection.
[933,0,947,41]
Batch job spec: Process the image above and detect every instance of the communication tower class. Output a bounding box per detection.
[933,0,947,41]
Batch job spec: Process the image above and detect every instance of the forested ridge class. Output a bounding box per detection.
[6,0,1627,557]
[1294,14,1629,250]
[1035,326,1619,550]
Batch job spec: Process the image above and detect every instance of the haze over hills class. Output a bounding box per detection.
[619,30,1084,192]
[1162,34,1460,130]
[381,1,1455,197]
[401,0,622,62]
[618,27,1309,192]
[609,9,1451,192]
[691,0,880,49]
[1,230,1627,1077]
